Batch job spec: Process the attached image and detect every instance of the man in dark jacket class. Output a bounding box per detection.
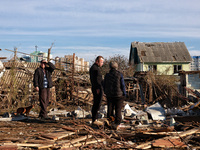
[33,59,55,119]
[104,61,126,130]
[89,56,104,125]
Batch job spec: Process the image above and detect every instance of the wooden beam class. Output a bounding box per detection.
[63,138,105,148]
[135,127,200,149]
[48,48,51,62]
[3,143,54,149]
[0,57,7,59]
[41,131,75,140]
[62,135,92,147]
[62,125,77,132]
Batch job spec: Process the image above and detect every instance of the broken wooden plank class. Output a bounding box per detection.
[73,138,105,147]
[135,141,152,149]
[135,127,200,149]
[55,140,70,145]
[173,127,200,138]
[61,138,105,149]
[62,135,92,147]
[142,131,181,136]
[26,139,55,144]
[0,145,18,150]
[0,138,21,143]
[152,139,187,148]
[3,143,54,149]
[61,125,77,132]
[151,126,174,132]
[37,144,56,149]
[41,131,75,140]
[0,57,7,60]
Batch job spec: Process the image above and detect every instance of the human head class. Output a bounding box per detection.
[95,56,104,67]
[40,59,47,69]
[109,61,118,70]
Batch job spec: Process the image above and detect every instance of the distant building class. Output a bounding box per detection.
[56,55,89,72]
[0,60,5,79]
[129,41,192,75]
[191,56,200,71]
[21,51,52,62]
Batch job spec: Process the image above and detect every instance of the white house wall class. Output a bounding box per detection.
[140,63,191,75]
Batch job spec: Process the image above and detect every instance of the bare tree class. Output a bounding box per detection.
[99,54,135,78]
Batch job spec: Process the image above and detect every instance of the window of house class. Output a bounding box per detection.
[148,65,157,72]
[174,65,182,73]
[153,65,157,72]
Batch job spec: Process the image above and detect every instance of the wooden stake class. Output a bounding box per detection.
[48,48,51,62]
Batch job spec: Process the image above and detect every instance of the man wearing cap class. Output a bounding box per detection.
[104,61,126,130]
[33,59,55,120]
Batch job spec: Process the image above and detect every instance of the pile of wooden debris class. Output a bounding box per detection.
[0,60,200,149]
[0,107,199,149]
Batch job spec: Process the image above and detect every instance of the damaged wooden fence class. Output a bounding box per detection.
[0,51,94,113]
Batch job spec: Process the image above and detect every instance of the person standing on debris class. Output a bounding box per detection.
[89,56,104,125]
[104,61,126,130]
[33,59,55,120]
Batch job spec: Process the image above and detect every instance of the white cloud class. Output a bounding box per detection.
[1,25,200,39]
[0,0,200,59]
[0,0,200,32]
[189,50,200,56]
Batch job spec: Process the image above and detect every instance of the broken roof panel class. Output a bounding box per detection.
[130,42,192,63]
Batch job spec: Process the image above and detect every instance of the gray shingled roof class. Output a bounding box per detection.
[130,42,192,63]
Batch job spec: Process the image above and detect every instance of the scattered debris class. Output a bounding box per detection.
[146,102,166,121]
[0,55,200,149]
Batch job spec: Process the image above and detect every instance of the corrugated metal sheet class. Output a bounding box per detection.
[130,42,192,63]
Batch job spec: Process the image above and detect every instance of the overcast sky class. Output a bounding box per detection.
[0,0,200,62]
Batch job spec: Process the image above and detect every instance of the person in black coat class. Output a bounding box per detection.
[89,56,104,125]
[104,61,126,129]
[33,59,55,119]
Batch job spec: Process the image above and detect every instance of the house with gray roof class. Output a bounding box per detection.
[129,41,192,75]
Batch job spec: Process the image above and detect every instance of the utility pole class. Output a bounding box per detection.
[71,53,75,101]
[48,42,54,61]
[14,47,17,63]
